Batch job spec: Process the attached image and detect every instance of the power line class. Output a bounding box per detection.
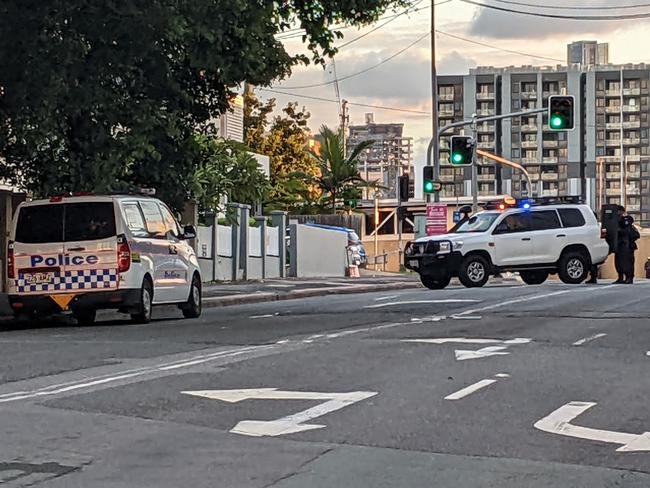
[462,0,650,19]
[258,88,432,115]
[436,29,564,62]
[490,0,650,10]
[276,32,430,90]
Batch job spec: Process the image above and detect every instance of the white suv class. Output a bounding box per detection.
[405,203,609,289]
[7,194,202,324]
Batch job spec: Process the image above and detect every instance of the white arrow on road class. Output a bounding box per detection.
[402,338,531,361]
[534,401,650,452]
[402,338,502,345]
[454,346,511,361]
[182,388,377,437]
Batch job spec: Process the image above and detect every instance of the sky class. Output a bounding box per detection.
[256,0,650,166]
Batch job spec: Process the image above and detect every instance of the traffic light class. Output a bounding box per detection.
[450,136,474,166]
[398,175,410,202]
[422,166,442,194]
[548,95,575,130]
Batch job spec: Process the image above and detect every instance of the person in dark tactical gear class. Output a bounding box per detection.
[614,207,640,284]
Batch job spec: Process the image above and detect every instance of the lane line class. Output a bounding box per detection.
[445,379,497,401]
[364,299,479,309]
[572,333,607,347]
[375,295,398,301]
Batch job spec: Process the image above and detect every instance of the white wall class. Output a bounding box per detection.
[289,224,347,278]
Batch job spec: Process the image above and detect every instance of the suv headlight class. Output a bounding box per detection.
[438,242,451,253]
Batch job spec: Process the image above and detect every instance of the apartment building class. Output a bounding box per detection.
[348,114,414,200]
[436,53,650,225]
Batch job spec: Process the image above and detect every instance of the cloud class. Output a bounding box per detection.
[467,2,630,40]
[438,50,477,74]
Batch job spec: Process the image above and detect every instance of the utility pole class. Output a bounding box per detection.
[429,0,439,204]
[340,99,349,158]
[471,115,478,213]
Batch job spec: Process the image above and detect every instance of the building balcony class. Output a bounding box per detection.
[606,123,621,130]
[543,91,560,98]
[627,171,641,179]
[623,88,641,96]
[623,105,640,113]
[520,124,538,132]
[478,190,495,197]
[438,93,454,102]
[477,123,496,132]
[476,92,495,101]
[626,185,641,195]
[440,174,455,182]
[605,188,622,196]
[623,138,641,145]
[477,174,496,182]
[521,157,539,165]
[606,139,621,146]
[541,190,558,197]
[521,91,538,99]
[628,203,641,212]
[626,154,641,162]
[477,141,494,149]
[527,173,541,180]
[521,140,538,149]
[542,157,558,164]
[605,106,621,114]
[541,173,559,181]
[476,109,495,116]
[605,89,620,97]
[543,140,559,148]
[623,121,641,129]
[606,172,621,179]
[439,110,455,118]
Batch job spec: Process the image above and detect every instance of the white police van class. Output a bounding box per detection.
[7,194,202,324]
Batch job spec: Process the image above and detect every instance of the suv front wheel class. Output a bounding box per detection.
[458,254,491,288]
[520,270,549,285]
[420,274,451,290]
[558,251,589,284]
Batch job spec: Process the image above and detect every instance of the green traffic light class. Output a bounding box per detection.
[550,115,564,129]
[424,181,434,193]
[452,153,464,164]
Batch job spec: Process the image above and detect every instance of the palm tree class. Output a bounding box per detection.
[307,125,377,212]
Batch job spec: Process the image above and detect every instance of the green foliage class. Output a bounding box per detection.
[0,0,404,210]
[191,136,270,216]
[245,91,320,212]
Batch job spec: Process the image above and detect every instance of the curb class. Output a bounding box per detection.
[202,282,422,308]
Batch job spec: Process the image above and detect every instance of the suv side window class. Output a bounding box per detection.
[159,204,181,239]
[122,203,148,238]
[495,212,531,234]
[531,210,561,231]
[558,208,586,228]
[139,201,166,238]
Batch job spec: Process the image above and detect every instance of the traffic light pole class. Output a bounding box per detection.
[471,116,479,213]
[426,107,547,208]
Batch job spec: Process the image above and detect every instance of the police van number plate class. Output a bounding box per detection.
[23,272,55,285]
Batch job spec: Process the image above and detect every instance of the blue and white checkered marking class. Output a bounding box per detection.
[15,269,118,294]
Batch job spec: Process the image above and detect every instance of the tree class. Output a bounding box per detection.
[191,136,270,220]
[305,126,376,212]
[0,0,405,209]
[244,91,320,212]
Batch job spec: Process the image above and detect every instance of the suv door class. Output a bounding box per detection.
[138,200,177,303]
[492,211,533,266]
[529,209,564,263]
[158,203,190,302]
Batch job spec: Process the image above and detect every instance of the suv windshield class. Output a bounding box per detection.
[454,213,499,233]
[15,202,116,243]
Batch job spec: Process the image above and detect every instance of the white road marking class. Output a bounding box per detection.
[0,345,275,404]
[402,338,502,345]
[249,314,274,319]
[495,373,511,378]
[445,379,498,401]
[455,346,510,361]
[182,388,377,437]
[451,315,482,320]
[375,295,398,301]
[364,299,479,309]
[534,401,650,452]
[572,333,607,346]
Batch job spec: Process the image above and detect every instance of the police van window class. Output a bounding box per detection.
[15,205,64,243]
[496,213,531,233]
[158,204,181,239]
[123,203,148,237]
[64,203,117,242]
[558,208,586,228]
[139,201,166,238]
[531,210,561,231]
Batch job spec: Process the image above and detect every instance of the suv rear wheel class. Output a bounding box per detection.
[182,274,202,319]
[73,309,97,326]
[420,274,451,290]
[458,255,491,288]
[519,270,549,285]
[131,279,153,324]
[558,251,589,284]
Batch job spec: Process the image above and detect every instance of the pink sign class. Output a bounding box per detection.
[426,204,448,236]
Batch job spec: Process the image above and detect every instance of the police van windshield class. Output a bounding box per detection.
[15,203,116,243]
[454,212,499,233]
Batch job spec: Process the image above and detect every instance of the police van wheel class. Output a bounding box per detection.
[458,255,490,288]
[519,270,549,285]
[73,309,97,326]
[420,274,451,290]
[558,251,589,284]
[182,275,202,319]
[131,280,153,324]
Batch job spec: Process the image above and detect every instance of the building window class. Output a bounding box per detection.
[512,149,520,158]
[512,99,520,110]
[596,98,605,107]
[597,131,605,141]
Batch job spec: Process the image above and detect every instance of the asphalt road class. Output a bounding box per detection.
[1,280,649,487]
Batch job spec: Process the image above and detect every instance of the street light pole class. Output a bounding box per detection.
[471,114,478,213]
[429,0,438,204]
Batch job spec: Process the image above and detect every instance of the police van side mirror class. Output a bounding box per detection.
[182,225,197,240]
